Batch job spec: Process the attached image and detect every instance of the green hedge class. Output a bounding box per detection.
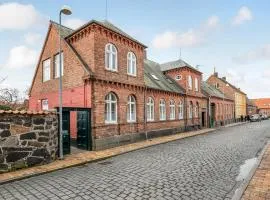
[0,105,12,110]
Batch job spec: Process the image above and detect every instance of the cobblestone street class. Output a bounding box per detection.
[1,121,270,200]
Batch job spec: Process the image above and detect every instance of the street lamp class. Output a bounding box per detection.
[59,5,72,159]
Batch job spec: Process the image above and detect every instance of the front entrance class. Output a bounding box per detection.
[201,111,206,127]
[58,107,92,155]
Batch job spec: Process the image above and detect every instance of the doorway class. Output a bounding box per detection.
[201,111,206,127]
[58,107,92,155]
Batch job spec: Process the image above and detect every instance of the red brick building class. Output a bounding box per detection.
[252,98,270,116]
[201,82,234,127]
[29,20,222,151]
[247,98,257,116]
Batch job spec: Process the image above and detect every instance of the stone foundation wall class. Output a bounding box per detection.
[0,111,58,173]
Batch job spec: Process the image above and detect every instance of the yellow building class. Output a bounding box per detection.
[235,92,247,118]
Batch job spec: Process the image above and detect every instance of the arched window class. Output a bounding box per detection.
[169,100,175,120]
[127,52,136,76]
[195,78,198,91]
[188,75,193,90]
[147,97,154,121]
[159,99,166,121]
[105,92,117,123]
[105,43,117,71]
[179,100,184,119]
[189,101,193,119]
[127,95,136,122]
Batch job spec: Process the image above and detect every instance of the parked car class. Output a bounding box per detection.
[261,114,269,120]
[250,114,261,122]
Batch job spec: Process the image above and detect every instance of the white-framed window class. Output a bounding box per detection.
[189,102,193,119]
[105,92,117,123]
[178,101,184,119]
[105,43,117,71]
[127,95,136,122]
[175,75,182,80]
[215,82,219,89]
[169,100,175,120]
[54,52,64,78]
[147,97,154,121]
[194,102,199,118]
[159,99,166,121]
[188,75,192,90]
[43,59,50,82]
[195,78,198,91]
[127,52,136,76]
[41,99,48,110]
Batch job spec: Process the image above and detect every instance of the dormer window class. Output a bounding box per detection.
[151,74,159,80]
[175,75,182,80]
[105,43,117,71]
[127,52,136,76]
[195,78,199,91]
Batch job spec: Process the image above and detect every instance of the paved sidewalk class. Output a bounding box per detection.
[241,143,270,200]
[0,128,215,184]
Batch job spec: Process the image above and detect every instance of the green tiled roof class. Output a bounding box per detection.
[160,59,201,73]
[201,81,232,100]
[144,59,185,94]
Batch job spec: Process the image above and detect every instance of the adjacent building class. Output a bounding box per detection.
[252,98,270,116]
[246,98,257,116]
[207,73,247,119]
[201,82,234,127]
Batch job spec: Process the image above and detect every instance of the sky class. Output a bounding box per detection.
[0,0,269,99]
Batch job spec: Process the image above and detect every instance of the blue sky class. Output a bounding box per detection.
[0,0,269,98]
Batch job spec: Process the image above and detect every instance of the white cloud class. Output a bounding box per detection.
[152,15,219,49]
[232,6,253,25]
[232,44,270,64]
[63,18,86,29]
[24,33,43,46]
[206,15,219,28]
[5,46,38,69]
[0,2,45,31]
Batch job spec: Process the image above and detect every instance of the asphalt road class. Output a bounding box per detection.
[1,120,270,200]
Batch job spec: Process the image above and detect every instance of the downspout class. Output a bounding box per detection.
[184,93,187,131]
[208,95,211,128]
[144,86,148,140]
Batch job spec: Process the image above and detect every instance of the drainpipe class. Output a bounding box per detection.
[144,86,148,140]
[184,94,188,131]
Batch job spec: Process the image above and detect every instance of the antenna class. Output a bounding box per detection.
[179,48,181,59]
[105,0,108,20]
[214,66,216,73]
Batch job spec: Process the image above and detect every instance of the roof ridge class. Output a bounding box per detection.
[50,20,74,31]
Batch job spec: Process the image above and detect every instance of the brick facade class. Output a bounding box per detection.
[29,20,236,150]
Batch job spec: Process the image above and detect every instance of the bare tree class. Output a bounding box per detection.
[0,88,20,105]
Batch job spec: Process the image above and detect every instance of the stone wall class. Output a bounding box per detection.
[0,111,58,173]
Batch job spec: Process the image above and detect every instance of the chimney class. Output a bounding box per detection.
[214,72,218,77]
[144,50,147,60]
[222,76,226,81]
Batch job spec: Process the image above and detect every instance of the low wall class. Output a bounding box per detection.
[0,111,58,173]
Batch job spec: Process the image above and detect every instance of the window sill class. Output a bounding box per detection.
[105,68,118,73]
[127,73,137,77]
[127,120,136,123]
[105,121,117,124]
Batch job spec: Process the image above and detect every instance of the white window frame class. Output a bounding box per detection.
[127,95,136,122]
[105,92,117,124]
[179,101,184,119]
[169,100,176,120]
[195,78,198,91]
[188,75,192,90]
[41,99,49,111]
[194,103,199,118]
[189,102,193,119]
[54,52,64,78]
[43,59,51,82]
[105,43,118,71]
[127,52,136,76]
[147,97,154,121]
[159,99,166,121]
[175,75,182,80]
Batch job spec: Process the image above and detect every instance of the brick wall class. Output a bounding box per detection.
[29,23,90,110]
